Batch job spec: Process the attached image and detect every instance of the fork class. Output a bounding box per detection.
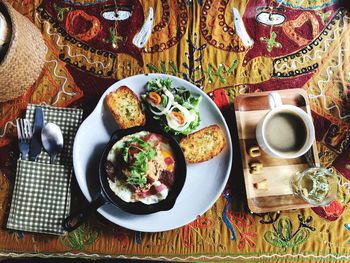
[16,119,33,160]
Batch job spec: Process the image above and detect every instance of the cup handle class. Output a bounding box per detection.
[268,92,283,109]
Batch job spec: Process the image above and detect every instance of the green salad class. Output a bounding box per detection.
[142,78,202,135]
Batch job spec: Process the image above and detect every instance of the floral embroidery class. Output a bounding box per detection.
[200,0,246,52]
[182,33,207,86]
[2,0,350,260]
[282,12,319,46]
[147,33,238,86]
[261,32,282,52]
[312,200,345,221]
[60,223,99,250]
[258,212,281,225]
[180,217,214,248]
[103,28,126,49]
[317,11,332,24]
[228,211,257,250]
[238,231,257,250]
[53,3,71,21]
[222,189,236,240]
[264,214,315,251]
[65,9,101,41]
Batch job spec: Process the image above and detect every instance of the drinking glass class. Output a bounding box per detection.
[291,167,338,206]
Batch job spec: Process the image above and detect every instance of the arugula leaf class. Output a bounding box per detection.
[147,78,173,93]
[127,169,147,186]
[161,94,168,107]
[146,150,156,159]
[122,146,129,163]
[121,136,157,187]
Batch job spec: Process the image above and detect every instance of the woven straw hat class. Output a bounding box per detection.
[0,0,46,102]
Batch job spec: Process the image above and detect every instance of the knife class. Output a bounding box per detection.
[29,107,44,161]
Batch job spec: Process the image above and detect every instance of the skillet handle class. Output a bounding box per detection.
[62,194,107,232]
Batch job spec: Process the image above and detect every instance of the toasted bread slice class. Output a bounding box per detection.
[106,86,146,129]
[180,125,226,163]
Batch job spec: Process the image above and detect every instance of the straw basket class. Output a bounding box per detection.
[0,0,46,102]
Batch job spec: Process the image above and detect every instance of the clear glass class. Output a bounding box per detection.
[291,167,338,206]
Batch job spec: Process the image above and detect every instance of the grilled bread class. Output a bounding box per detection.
[106,86,146,129]
[180,125,226,163]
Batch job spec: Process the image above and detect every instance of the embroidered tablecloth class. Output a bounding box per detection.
[1,0,350,262]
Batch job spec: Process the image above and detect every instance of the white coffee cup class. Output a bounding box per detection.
[256,92,315,159]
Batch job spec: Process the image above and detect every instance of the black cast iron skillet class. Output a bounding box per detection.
[62,126,187,232]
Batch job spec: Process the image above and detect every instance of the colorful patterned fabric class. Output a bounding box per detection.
[1,0,350,262]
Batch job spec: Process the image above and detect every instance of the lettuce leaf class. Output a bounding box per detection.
[143,78,202,135]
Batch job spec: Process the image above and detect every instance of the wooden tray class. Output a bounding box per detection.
[234,89,320,213]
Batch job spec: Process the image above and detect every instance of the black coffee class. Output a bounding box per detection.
[265,111,307,154]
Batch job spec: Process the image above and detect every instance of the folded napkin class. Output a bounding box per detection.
[7,104,83,235]
[6,160,70,234]
[24,104,83,165]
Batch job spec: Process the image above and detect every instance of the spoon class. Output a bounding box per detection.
[41,123,64,164]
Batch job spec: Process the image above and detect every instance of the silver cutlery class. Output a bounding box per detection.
[16,119,33,160]
[41,123,64,164]
[29,107,44,161]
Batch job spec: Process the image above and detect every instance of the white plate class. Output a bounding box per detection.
[73,73,233,232]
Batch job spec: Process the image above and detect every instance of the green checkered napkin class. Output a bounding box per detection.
[6,161,71,235]
[25,104,83,165]
[7,104,83,235]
